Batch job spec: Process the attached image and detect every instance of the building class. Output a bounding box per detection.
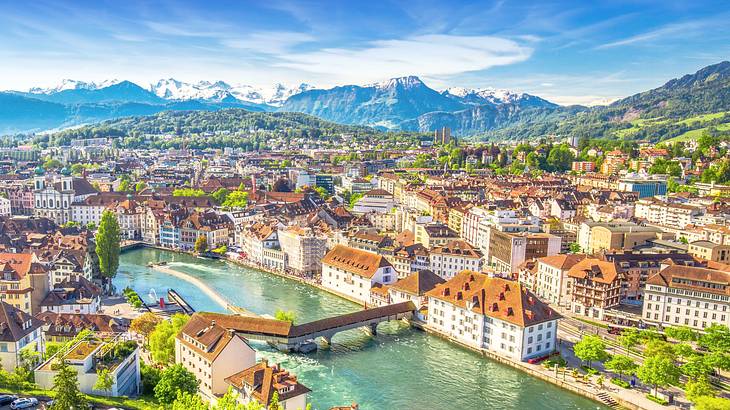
[587,223,661,254]
[0,197,10,216]
[0,252,50,314]
[33,175,97,224]
[688,240,730,263]
[643,265,730,330]
[567,258,622,320]
[175,312,257,400]
[634,198,702,228]
[0,301,44,372]
[617,173,667,199]
[321,245,397,304]
[571,161,595,173]
[489,231,561,275]
[225,359,310,410]
[40,276,102,314]
[434,127,451,145]
[35,336,140,397]
[278,226,327,277]
[388,270,445,320]
[34,312,128,343]
[426,271,560,361]
[534,255,586,308]
[429,240,483,279]
[415,223,460,248]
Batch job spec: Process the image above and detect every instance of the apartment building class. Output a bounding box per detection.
[643,265,730,330]
[0,252,49,314]
[634,198,703,228]
[278,226,327,277]
[0,301,44,372]
[489,231,561,275]
[534,254,586,308]
[567,258,622,320]
[225,359,310,410]
[426,271,560,361]
[176,313,257,400]
[429,240,483,279]
[321,245,397,304]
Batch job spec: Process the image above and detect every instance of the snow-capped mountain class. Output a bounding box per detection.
[148,79,314,106]
[28,79,121,94]
[441,87,556,108]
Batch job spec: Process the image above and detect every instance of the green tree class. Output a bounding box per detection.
[694,396,730,410]
[70,163,85,176]
[194,235,208,254]
[268,391,283,410]
[117,179,131,192]
[173,188,206,197]
[685,377,715,403]
[154,363,200,403]
[618,328,642,351]
[222,190,249,208]
[636,355,680,397]
[149,314,190,363]
[573,335,608,369]
[171,391,209,410]
[50,360,88,410]
[43,158,63,170]
[130,312,163,342]
[699,324,730,353]
[643,340,676,360]
[546,144,575,171]
[135,181,147,192]
[664,326,697,342]
[568,243,581,253]
[94,368,114,396]
[275,309,297,324]
[212,188,231,205]
[96,210,121,290]
[604,355,637,381]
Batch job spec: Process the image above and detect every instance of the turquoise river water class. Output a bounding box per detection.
[116,248,606,410]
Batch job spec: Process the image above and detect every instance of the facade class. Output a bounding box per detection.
[278,226,327,277]
[429,240,483,279]
[0,197,10,216]
[0,301,44,372]
[176,313,257,400]
[33,175,97,224]
[489,231,561,275]
[643,265,730,330]
[321,245,397,304]
[534,255,586,308]
[688,240,730,263]
[571,161,595,173]
[617,173,667,199]
[567,258,622,320]
[225,359,310,410]
[0,252,49,314]
[588,223,661,254]
[426,271,560,361]
[40,276,102,314]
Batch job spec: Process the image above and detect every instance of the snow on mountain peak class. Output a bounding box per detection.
[28,79,120,94]
[443,86,526,104]
[373,76,425,90]
[146,79,314,105]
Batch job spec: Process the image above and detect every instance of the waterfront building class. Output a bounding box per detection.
[278,226,327,277]
[426,271,559,361]
[388,269,445,320]
[0,301,44,372]
[643,265,730,330]
[389,243,430,278]
[429,240,483,279]
[176,313,257,401]
[225,359,310,410]
[321,245,397,304]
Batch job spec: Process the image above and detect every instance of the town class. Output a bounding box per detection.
[0,128,728,410]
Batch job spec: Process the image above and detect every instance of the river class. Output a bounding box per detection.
[116,248,606,410]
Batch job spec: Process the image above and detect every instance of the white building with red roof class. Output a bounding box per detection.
[322,245,397,304]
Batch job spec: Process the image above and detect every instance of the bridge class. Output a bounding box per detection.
[167,289,195,315]
[193,301,416,352]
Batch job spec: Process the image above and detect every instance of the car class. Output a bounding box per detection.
[10,397,39,409]
[0,395,18,405]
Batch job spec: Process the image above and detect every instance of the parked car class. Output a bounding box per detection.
[10,397,38,409]
[0,395,18,405]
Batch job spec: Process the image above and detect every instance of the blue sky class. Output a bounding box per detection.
[1,0,729,105]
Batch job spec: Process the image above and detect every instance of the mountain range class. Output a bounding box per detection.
[2,61,730,140]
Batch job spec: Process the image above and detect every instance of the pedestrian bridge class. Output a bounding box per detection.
[193,301,416,351]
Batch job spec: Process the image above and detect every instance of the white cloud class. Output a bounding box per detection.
[221,31,315,54]
[276,34,533,85]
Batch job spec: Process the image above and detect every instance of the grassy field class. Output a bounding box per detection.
[611,111,730,141]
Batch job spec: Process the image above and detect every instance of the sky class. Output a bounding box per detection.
[0,0,729,105]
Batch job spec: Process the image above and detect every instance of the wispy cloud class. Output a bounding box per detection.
[595,18,720,49]
[222,31,315,54]
[277,34,533,84]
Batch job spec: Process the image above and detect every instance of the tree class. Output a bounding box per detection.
[171,391,209,410]
[274,309,297,324]
[140,362,161,395]
[618,328,642,351]
[699,324,730,353]
[173,188,206,197]
[154,363,200,403]
[348,193,363,209]
[694,396,730,410]
[546,144,575,171]
[568,243,581,253]
[130,312,163,341]
[135,181,147,192]
[222,190,249,208]
[604,355,637,381]
[216,387,266,410]
[149,314,190,363]
[212,188,231,205]
[664,326,697,342]
[573,335,608,369]
[194,235,208,254]
[50,360,88,410]
[117,179,131,192]
[643,340,676,360]
[43,158,63,170]
[96,210,121,290]
[636,355,680,397]
[70,163,85,176]
[685,377,715,403]
[94,368,114,396]
[268,391,283,410]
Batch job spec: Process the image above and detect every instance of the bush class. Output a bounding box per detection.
[646,394,669,406]
[140,363,161,396]
[610,378,631,389]
[543,356,567,368]
[581,365,599,375]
